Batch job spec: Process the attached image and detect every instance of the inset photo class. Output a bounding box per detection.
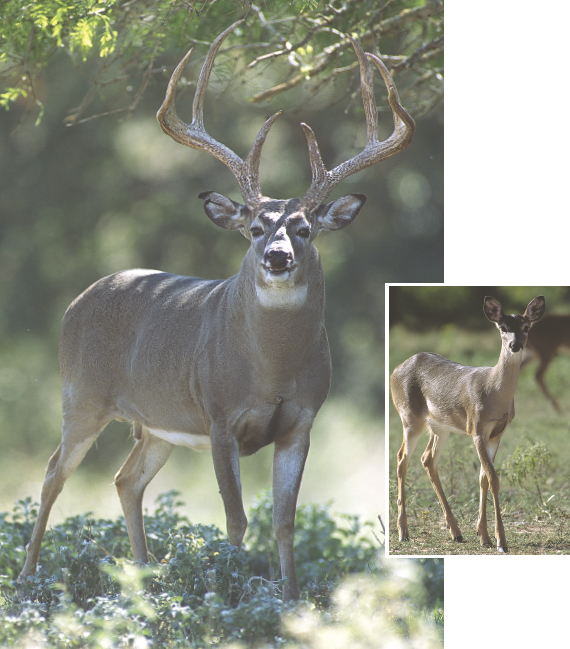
[388,285,570,555]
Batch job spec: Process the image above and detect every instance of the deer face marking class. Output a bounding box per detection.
[484,296,546,354]
[249,200,312,287]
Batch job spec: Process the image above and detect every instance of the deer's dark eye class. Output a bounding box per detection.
[250,226,264,238]
[297,227,311,238]
[523,325,529,333]
[500,325,507,333]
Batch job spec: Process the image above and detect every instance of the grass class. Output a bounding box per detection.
[388,324,570,555]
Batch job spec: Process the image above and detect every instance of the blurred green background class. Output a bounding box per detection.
[0,2,443,531]
[388,286,570,552]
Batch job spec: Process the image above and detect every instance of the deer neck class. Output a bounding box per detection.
[488,342,524,402]
[230,245,327,377]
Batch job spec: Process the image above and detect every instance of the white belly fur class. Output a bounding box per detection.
[148,427,212,451]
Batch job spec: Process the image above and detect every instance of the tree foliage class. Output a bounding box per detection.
[1,0,443,126]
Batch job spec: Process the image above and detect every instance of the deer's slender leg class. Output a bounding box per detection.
[421,423,462,542]
[476,434,502,547]
[396,414,424,541]
[272,425,311,601]
[114,425,174,562]
[20,414,106,578]
[210,427,248,550]
[473,434,507,552]
[535,354,561,412]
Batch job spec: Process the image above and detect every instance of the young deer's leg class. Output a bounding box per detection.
[535,354,561,412]
[421,423,462,542]
[210,426,248,551]
[396,415,424,541]
[476,434,502,547]
[473,434,507,552]
[272,424,311,601]
[20,415,106,579]
[114,425,174,562]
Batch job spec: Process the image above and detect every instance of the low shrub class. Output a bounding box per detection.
[0,490,443,648]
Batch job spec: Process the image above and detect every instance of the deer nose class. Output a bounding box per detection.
[510,340,523,352]
[264,248,292,271]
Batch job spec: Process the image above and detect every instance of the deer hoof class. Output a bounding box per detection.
[497,545,508,554]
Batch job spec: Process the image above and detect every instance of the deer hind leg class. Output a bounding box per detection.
[421,423,462,542]
[476,434,502,547]
[114,424,174,563]
[272,424,311,601]
[473,434,507,552]
[396,414,425,541]
[19,413,107,579]
[535,354,561,412]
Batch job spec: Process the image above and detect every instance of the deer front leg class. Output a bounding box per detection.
[211,427,248,549]
[272,426,310,601]
[476,435,502,547]
[473,435,507,552]
[114,425,174,562]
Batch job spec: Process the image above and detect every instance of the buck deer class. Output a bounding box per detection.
[521,314,570,413]
[391,295,545,553]
[19,21,414,599]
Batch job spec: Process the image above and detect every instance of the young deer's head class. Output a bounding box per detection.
[156,20,414,306]
[484,296,546,353]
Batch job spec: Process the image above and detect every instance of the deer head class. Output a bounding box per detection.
[156,20,415,268]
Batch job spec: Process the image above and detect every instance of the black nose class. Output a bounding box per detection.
[265,249,291,270]
[510,341,523,352]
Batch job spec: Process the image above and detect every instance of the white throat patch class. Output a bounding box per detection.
[255,283,308,309]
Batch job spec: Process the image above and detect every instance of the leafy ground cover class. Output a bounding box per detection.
[389,325,570,555]
[1,490,443,648]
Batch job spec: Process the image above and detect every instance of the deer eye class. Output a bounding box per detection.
[500,325,507,333]
[250,226,264,238]
[297,227,311,238]
[523,325,529,333]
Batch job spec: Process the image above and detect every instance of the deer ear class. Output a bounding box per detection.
[199,191,250,231]
[483,296,504,323]
[524,296,546,323]
[315,194,366,232]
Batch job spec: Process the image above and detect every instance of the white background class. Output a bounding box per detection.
[421,3,568,645]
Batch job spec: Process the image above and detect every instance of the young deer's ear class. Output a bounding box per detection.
[524,295,546,323]
[199,192,250,231]
[483,296,504,323]
[314,194,366,232]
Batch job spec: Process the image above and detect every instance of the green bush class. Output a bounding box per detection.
[0,491,443,648]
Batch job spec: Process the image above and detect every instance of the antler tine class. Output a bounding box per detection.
[301,37,415,210]
[240,110,282,200]
[157,19,277,207]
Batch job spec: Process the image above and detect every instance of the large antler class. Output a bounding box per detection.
[157,20,281,208]
[300,37,415,211]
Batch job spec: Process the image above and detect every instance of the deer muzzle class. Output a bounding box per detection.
[510,340,524,353]
[264,247,294,273]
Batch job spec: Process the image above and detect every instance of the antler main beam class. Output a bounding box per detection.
[158,22,415,211]
[301,37,415,210]
[157,20,281,208]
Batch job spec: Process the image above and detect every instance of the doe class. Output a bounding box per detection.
[19,21,414,599]
[522,313,570,412]
[391,295,545,553]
